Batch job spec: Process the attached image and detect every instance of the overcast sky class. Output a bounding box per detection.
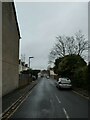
[15,2,88,70]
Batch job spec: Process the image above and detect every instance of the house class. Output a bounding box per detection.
[50,69,57,79]
[0,1,2,97]
[19,59,29,74]
[1,2,21,96]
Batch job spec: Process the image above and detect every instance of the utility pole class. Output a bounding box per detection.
[29,56,34,68]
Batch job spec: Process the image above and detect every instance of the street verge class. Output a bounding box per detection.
[72,89,89,100]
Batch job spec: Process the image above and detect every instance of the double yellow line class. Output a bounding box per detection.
[1,83,37,120]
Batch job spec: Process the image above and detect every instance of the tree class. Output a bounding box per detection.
[57,55,86,78]
[49,36,66,63]
[74,65,88,89]
[49,30,88,63]
[53,57,63,74]
[55,55,87,90]
[75,31,88,55]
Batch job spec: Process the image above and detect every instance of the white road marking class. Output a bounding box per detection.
[55,95,61,103]
[63,108,70,120]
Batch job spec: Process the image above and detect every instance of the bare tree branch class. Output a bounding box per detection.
[49,30,88,63]
[75,30,88,56]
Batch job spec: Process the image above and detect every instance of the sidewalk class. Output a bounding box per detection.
[2,80,38,113]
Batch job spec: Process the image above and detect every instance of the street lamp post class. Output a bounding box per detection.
[29,56,34,68]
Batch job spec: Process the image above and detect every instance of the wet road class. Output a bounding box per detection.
[11,77,88,119]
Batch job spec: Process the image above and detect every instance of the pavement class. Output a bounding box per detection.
[9,77,88,119]
[2,80,38,113]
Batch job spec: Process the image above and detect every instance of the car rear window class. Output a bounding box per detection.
[61,78,71,83]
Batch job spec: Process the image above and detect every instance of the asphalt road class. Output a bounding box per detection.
[11,77,88,119]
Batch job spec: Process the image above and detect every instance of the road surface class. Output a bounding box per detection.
[11,77,88,119]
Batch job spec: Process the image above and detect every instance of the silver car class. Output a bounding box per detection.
[56,78,72,89]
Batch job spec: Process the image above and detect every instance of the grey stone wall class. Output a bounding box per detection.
[2,2,20,96]
[19,74,31,88]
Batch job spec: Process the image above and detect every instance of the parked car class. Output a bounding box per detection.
[56,78,72,89]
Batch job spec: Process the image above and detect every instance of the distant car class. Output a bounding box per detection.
[56,78,72,89]
[41,75,43,77]
[46,76,49,79]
